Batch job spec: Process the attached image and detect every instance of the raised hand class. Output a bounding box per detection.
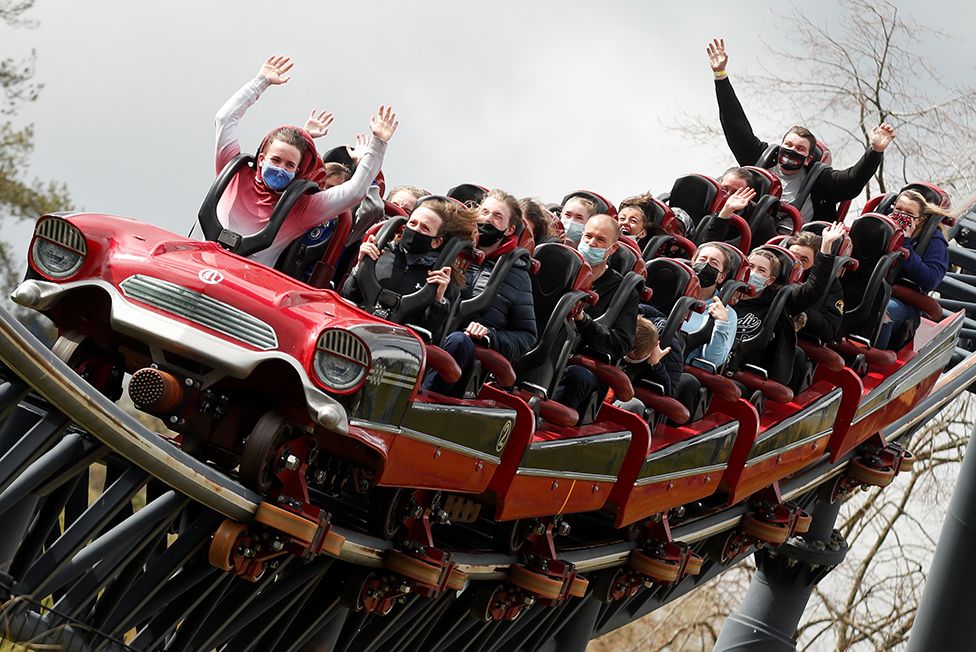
[303,109,334,139]
[707,38,728,74]
[870,123,896,152]
[821,221,847,253]
[648,344,672,366]
[708,296,729,322]
[370,105,399,143]
[719,187,757,218]
[347,132,371,163]
[428,266,452,302]
[260,55,293,85]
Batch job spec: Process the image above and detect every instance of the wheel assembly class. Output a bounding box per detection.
[685,552,704,576]
[383,549,443,587]
[794,510,813,534]
[628,550,680,583]
[741,512,790,545]
[848,457,894,488]
[508,564,565,601]
[208,519,247,572]
[898,450,916,473]
[240,411,292,493]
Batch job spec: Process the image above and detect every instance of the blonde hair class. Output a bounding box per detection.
[482,189,522,230]
[565,196,598,218]
[413,197,478,286]
[750,249,781,279]
[898,189,954,235]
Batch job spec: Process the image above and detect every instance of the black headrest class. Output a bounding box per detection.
[667,174,720,224]
[531,243,585,325]
[850,214,899,261]
[562,190,612,215]
[755,245,801,286]
[322,145,355,169]
[608,243,638,277]
[901,182,951,209]
[645,258,693,313]
[447,183,489,207]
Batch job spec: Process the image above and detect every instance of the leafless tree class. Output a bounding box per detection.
[677,0,976,200]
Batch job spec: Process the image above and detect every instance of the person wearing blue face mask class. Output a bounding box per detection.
[732,223,844,366]
[552,214,639,423]
[213,55,399,267]
[559,196,598,245]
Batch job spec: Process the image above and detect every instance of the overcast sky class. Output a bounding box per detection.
[5,1,976,265]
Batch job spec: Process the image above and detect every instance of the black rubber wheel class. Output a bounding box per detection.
[239,412,291,494]
[493,520,526,555]
[367,487,410,540]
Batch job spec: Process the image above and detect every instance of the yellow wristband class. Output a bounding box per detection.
[714,70,728,80]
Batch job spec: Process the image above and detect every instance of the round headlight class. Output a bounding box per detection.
[31,217,87,280]
[313,329,370,393]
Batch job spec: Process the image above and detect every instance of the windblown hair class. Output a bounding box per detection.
[388,185,429,201]
[519,197,556,242]
[324,161,352,182]
[483,189,522,230]
[785,230,821,251]
[619,193,656,232]
[415,197,478,286]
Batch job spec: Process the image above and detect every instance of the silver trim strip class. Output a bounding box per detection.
[528,431,632,450]
[350,419,503,465]
[635,462,728,486]
[515,467,618,483]
[744,429,830,467]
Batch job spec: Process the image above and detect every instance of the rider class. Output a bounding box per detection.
[214,55,398,267]
[875,190,951,349]
[424,189,537,396]
[388,185,429,215]
[683,244,737,370]
[560,195,599,245]
[552,214,639,421]
[342,197,477,336]
[617,194,656,250]
[697,186,772,250]
[784,230,845,343]
[706,38,896,222]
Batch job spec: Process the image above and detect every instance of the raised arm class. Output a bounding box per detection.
[214,56,294,173]
[708,38,768,166]
[302,106,399,229]
[814,123,895,202]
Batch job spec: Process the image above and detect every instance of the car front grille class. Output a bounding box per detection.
[120,274,278,350]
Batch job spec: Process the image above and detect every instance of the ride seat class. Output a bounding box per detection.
[666,174,726,229]
[562,190,617,217]
[447,183,489,207]
[839,213,906,346]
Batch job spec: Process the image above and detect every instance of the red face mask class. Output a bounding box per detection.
[890,209,915,234]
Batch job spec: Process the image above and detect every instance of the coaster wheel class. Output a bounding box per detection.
[794,510,813,534]
[628,550,680,583]
[741,512,790,545]
[367,487,411,540]
[591,568,631,603]
[685,552,704,576]
[208,519,247,572]
[569,575,589,598]
[493,519,527,555]
[469,584,512,622]
[53,330,123,399]
[240,411,291,493]
[446,568,468,592]
[898,450,916,473]
[508,565,564,600]
[341,569,386,613]
[383,549,442,587]
[848,457,894,488]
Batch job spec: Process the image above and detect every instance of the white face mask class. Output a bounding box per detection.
[561,217,584,243]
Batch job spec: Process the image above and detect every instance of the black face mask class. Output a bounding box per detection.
[778,147,807,171]
[693,261,720,288]
[477,222,507,248]
[400,227,435,255]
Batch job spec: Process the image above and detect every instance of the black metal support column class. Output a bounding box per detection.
[713,498,848,652]
[906,424,976,651]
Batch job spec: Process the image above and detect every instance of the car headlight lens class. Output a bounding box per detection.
[31,217,87,279]
[313,329,370,393]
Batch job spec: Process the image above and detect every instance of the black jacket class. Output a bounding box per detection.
[576,268,638,362]
[715,77,883,221]
[800,276,844,343]
[341,242,458,335]
[635,303,685,396]
[735,252,835,344]
[461,252,537,360]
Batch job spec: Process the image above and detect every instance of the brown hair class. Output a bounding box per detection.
[630,317,659,361]
[483,188,522,230]
[564,196,598,218]
[898,189,955,237]
[262,127,309,156]
[751,249,781,279]
[699,242,733,276]
[387,184,429,201]
[519,197,555,242]
[324,161,352,182]
[785,230,821,251]
[784,126,816,154]
[619,193,655,232]
[414,197,478,286]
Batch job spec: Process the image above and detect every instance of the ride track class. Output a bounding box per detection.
[0,296,975,652]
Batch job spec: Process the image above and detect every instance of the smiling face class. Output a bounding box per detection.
[258,139,302,173]
[617,206,647,239]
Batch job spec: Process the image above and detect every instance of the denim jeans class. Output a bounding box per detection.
[875,298,919,350]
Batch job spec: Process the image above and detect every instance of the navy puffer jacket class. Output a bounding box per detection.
[461,254,538,360]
